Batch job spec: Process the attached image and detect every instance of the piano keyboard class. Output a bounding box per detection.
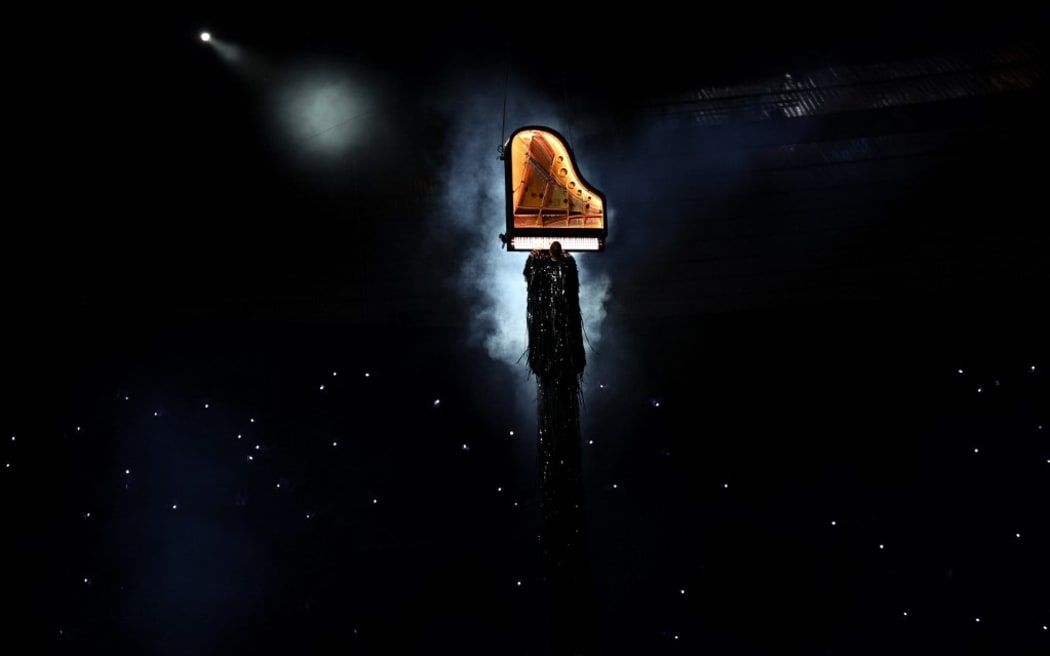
[511,236,602,252]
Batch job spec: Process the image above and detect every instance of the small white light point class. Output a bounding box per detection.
[83,512,91,519]
[319,384,325,391]
[974,447,980,453]
[513,502,519,507]
[588,439,594,445]
[433,399,441,407]
[975,617,980,623]
[612,483,618,489]
[200,32,211,42]
[958,368,964,374]
[509,430,514,436]
[461,443,470,451]
[879,544,885,550]
[497,487,502,492]
[76,426,81,432]
[722,483,729,489]
[124,395,129,401]
[364,372,369,378]
[1030,365,1037,372]
[516,580,522,587]
[372,498,378,504]
[830,520,837,526]
[903,611,908,617]
[332,371,338,376]
[171,504,178,510]
[976,386,983,393]
[204,403,209,409]
[10,435,15,441]
[1043,624,1048,631]
[306,513,313,519]
[124,469,130,475]
[154,411,159,417]
[247,455,254,462]
[237,434,242,440]
[254,444,260,450]
[332,441,338,447]
[250,418,255,423]
[1015,532,1021,538]
[680,588,686,595]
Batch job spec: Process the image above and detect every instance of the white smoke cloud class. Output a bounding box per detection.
[263,56,398,183]
[279,74,368,155]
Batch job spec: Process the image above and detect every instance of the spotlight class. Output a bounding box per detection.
[200,32,211,42]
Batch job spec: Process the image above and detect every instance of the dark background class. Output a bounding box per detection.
[3,5,1047,654]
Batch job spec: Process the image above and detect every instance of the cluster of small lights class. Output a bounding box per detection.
[5,346,1045,652]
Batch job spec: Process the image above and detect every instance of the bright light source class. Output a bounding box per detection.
[200,32,211,42]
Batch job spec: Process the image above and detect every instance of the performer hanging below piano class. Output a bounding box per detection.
[523,240,595,654]
[523,240,586,385]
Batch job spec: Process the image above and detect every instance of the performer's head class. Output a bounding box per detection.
[550,241,563,259]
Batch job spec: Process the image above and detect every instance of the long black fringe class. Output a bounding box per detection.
[524,247,597,654]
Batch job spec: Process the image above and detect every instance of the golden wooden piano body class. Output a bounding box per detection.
[502,126,607,252]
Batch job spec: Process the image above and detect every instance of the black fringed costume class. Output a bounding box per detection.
[524,244,597,655]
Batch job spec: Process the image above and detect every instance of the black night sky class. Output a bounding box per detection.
[4,7,1048,655]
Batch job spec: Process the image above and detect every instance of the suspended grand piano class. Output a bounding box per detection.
[500,126,607,252]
